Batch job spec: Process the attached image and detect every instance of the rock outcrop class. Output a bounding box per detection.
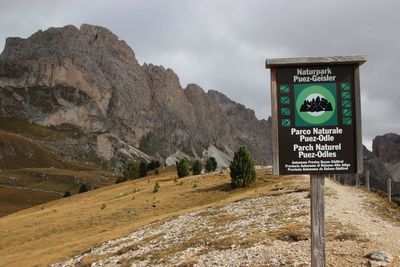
[0,24,272,170]
[339,146,400,200]
[373,133,400,182]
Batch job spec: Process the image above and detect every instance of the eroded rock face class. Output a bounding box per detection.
[0,24,272,169]
[373,133,400,164]
[373,133,400,181]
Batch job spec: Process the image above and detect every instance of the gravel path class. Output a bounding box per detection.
[53,177,400,267]
[325,179,400,265]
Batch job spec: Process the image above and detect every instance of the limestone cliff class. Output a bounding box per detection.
[0,24,272,170]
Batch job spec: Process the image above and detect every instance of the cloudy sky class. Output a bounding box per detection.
[1,0,399,148]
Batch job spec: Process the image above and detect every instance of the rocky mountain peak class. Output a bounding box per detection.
[0,24,272,170]
[142,63,181,89]
[80,24,139,68]
[373,133,400,163]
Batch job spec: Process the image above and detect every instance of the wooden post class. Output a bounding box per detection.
[388,178,392,202]
[366,170,370,192]
[311,175,325,267]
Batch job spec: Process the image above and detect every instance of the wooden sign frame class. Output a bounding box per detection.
[266,56,366,175]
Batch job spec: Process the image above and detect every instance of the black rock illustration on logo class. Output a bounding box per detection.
[300,96,333,113]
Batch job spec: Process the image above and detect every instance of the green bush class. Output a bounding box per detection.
[115,176,127,184]
[230,146,256,188]
[79,184,89,193]
[139,161,148,177]
[205,157,217,172]
[192,160,202,175]
[63,191,71,198]
[176,159,190,178]
[148,160,161,171]
[153,181,160,193]
[122,161,140,179]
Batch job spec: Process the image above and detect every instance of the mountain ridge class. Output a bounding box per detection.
[0,24,272,170]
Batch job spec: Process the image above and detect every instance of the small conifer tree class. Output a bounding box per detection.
[139,161,148,177]
[79,184,89,193]
[176,159,190,178]
[153,181,160,193]
[230,146,256,188]
[148,160,161,171]
[192,160,202,175]
[122,161,140,179]
[205,157,217,172]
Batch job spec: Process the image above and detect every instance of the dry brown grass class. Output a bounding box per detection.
[0,167,305,266]
[0,187,60,217]
[211,212,238,226]
[326,219,368,242]
[0,167,115,193]
[269,222,310,242]
[0,118,84,142]
[0,166,116,217]
[362,190,400,227]
[0,130,66,170]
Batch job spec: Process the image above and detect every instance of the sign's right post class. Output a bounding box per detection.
[266,56,366,267]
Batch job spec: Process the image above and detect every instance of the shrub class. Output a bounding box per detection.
[122,161,140,179]
[155,168,160,175]
[230,146,256,188]
[139,161,148,177]
[153,181,160,193]
[148,160,161,171]
[79,184,89,193]
[192,160,202,175]
[63,191,71,198]
[205,157,218,172]
[176,159,190,178]
[115,176,127,184]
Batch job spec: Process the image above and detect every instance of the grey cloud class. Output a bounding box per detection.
[1,0,399,149]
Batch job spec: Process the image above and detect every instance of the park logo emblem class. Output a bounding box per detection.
[294,83,338,127]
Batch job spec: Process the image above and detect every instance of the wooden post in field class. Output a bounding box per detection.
[387,178,392,202]
[366,170,370,192]
[311,175,325,267]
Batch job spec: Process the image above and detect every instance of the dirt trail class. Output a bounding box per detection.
[325,179,400,264]
[0,184,63,195]
[53,177,400,266]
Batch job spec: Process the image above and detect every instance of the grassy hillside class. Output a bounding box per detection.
[0,130,67,170]
[0,186,60,217]
[0,123,116,217]
[0,167,307,266]
[0,118,84,142]
[0,168,116,193]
